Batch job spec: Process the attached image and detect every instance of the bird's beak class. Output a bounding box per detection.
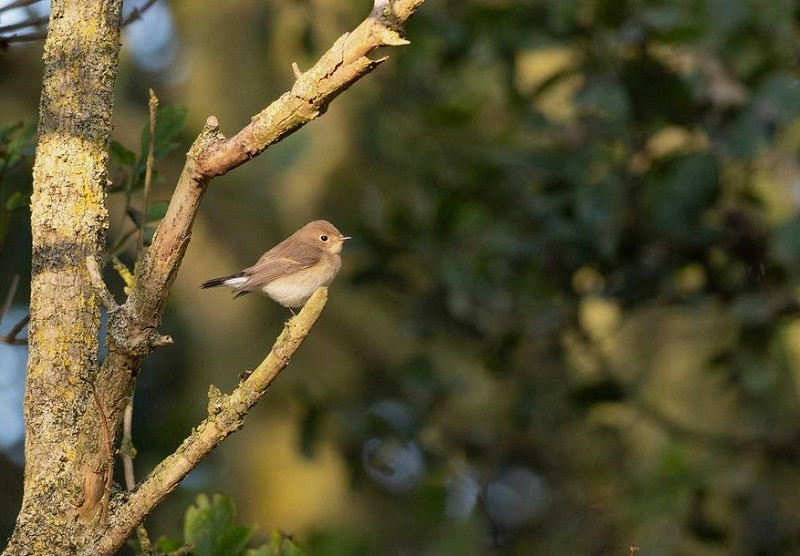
[342,236,353,241]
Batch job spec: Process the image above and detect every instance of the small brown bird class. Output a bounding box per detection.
[201,220,350,308]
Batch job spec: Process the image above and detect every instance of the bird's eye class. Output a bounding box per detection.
[320,235,328,241]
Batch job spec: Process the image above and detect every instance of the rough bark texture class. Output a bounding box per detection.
[4,1,122,555]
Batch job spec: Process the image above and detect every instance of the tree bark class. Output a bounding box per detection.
[4,1,122,555]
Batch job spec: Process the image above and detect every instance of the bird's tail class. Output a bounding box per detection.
[200,273,247,289]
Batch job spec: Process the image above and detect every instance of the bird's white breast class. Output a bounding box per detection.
[261,256,341,308]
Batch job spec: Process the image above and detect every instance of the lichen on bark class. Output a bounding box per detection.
[3,1,123,555]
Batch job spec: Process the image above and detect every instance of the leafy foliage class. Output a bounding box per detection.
[298,0,800,554]
[106,104,187,260]
[184,494,255,556]
[152,494,307,556]
[0,122,35,249]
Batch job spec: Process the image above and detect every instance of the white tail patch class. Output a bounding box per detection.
[224,276,248,287]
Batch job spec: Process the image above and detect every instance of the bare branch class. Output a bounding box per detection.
[163,543,194,556]
[0,275,29,345]
[0,0,159,47]
[136,90,158,265]
[0,274,19,324]
[198,0,425,177]
[89,288,329,556]
[86,256,119,312]
[121,400,136,491]
[0,0,43,15]
[0,313,29,345]
[0,14,47,34]
[121,398,155,554]
[0,29,45,48]
[121,0,159,27]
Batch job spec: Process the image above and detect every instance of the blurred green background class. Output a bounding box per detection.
[3,0,800,554]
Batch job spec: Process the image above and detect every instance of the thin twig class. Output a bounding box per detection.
[136,90,158,265]
[0,275,29,345]
[1,0,158,49]
[0,30,46,47]
[120,395,155,553]
[0,274,19,324]
[0,0,43,15]
[106,228,139,262]
[86,256,119,311]
[0,14,47,33]
[163,543,194,556]
[1,313,29,344]
[121,0,159,27]
[121,400,136,490]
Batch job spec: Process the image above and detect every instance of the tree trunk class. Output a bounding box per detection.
[3,1,122,554]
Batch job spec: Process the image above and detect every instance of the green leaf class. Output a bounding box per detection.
[575,78,631,134]
[0,122,36,171]
[0,122,24,144]
[306,530,369,556]
[144,225,156,246]
[146,200,169,223]
[216,525,255,556]
[140,105,188,162]
[260,530,306,556]
[154,536,184,553]
[184,494,254,556]
[771,214,800,271]
[621,55,694,125]
[4,191,29,212]
[7,122,36,155]
[299,403,322,458]
[244,547,272,556]
[279,539,305,556]
[129,105,187,191]
[110,140,137,166]
[643,152,719,237]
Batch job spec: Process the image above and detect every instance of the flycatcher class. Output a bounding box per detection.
[201,220,350,308]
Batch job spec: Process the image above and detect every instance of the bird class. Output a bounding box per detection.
[201,220,350,308]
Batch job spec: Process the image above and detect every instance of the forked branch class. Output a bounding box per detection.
[89,288,329,556]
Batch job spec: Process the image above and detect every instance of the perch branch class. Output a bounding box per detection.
[89,288,329,556]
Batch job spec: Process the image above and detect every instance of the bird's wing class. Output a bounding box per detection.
[242,241,323,287]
